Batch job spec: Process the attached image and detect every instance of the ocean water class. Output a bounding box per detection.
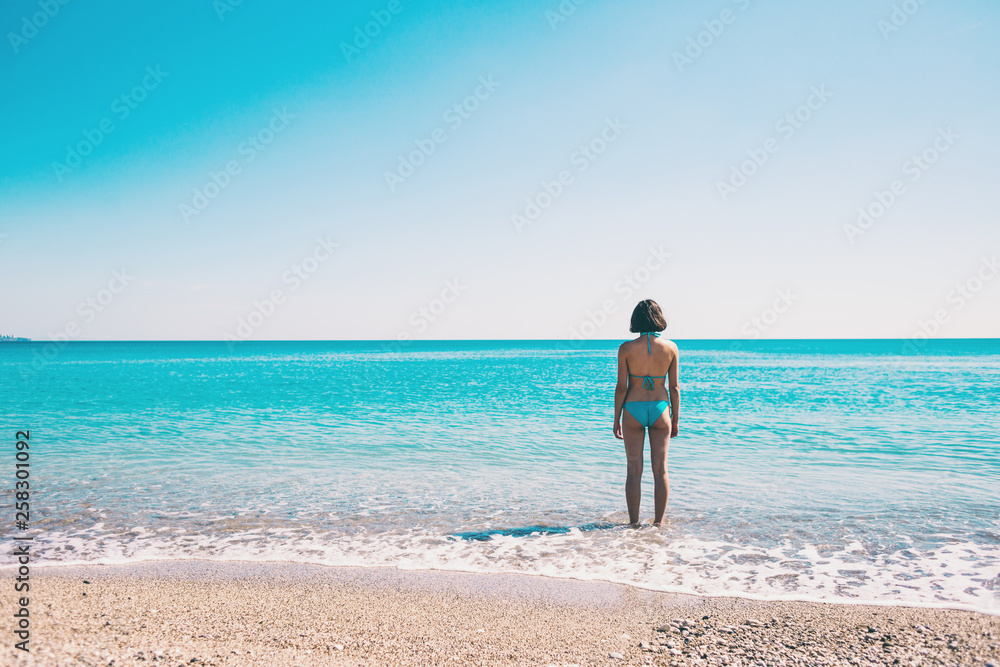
[2,339,999,613]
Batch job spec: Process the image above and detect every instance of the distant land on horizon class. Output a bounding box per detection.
[0,335,31,342]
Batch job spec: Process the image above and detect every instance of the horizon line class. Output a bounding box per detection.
[2,337,999,344]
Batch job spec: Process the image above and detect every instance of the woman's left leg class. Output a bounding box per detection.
[622,409,646,525]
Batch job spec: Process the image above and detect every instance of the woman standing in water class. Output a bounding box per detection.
[613,299,680,526]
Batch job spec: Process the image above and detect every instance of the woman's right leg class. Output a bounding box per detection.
[648,410,671,525]
[622,408,646,525]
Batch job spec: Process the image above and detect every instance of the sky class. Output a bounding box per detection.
[0,0,998,342]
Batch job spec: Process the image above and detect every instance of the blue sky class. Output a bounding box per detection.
[1,0,997,341]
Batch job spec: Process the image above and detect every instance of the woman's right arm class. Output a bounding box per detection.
[668,345,681,438]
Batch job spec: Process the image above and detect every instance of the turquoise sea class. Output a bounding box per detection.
[2,340,998,613]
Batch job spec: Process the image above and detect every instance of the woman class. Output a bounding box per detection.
[613,299,680,526]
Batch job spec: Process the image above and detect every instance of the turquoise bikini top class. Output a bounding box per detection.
[630,331,667,390]
[640,331,659,354]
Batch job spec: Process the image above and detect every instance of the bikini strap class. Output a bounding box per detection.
[629,372,666,390]
[639,331,661,355]
[630,332,664,389]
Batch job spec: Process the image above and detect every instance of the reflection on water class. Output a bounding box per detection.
[452,522,617,541]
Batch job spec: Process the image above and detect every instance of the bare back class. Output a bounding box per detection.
[620,335,678,403]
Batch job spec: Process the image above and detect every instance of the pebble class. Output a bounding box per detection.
[332,644,344,651]
[608,652,624,659]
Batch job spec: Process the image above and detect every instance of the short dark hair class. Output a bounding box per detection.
[629,299,667,333]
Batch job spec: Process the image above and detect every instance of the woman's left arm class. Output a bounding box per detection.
[613,345,629,439]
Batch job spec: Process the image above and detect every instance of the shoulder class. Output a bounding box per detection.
[663,338,680,355]
[618,337,640,356]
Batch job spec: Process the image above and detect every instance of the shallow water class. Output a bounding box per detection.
[2,339,998,612]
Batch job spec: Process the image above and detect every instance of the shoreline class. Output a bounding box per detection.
[10,557,1000,617]
[8,560,999,666]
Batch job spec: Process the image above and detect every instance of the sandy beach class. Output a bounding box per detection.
[4,561,997,666]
